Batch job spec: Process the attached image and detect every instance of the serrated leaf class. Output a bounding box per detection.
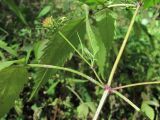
[77,103,89,119]
[86,6,99,56]
[95,11,115,78]
[3,0,27,25]
[141,101,155,120]
[38,5,52,18]
[0,66,28,118]
[0,40,18,57]
[46,81,59,95]
[30,18,85,99]
[33,40,48,62]
[0,61,16,71]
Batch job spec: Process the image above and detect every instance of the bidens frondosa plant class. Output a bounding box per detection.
[0,0,160,119]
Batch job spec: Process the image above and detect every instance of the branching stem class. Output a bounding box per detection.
[93,3,141,120]
[28,64,103,88]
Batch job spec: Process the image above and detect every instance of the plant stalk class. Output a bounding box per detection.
[107,4,136,8]
[113,91,140,111]
[67,86,84,103]
[93,3,141,120]
[28,64,103,88]
[113,81,160,90]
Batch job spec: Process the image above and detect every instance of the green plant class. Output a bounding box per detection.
[0,0,160,119]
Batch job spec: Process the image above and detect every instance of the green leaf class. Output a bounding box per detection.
[30,18,85,99]
[86,6,99,56]
[46,81,59,95]
[0,66,28,118]
[33,40,48,62]
[144,0,160,8]
[95,11,115,78]
[85,102,96,113]
[0,40,18,57]
[141,101,155,120]
[0,61,16,71]
[77,103,89,119]
[38,5,52,18]
[3,0,27,25]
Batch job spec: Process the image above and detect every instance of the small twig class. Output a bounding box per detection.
[28,64,103,88]
[92,68,104,85]
[95,3,136,15]
[113,81,160,90]
[107,3,136,8]
[113,91,140,111]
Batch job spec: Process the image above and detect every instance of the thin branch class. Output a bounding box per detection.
[95,3,136,15]
[107,3,140,86]
[113,81,160,90]
[113,91,140,111]
[107,4,136,8]
[92,68,104,85]
[67,86,84,103]
[77,32,84,56]
[28,64,103,88]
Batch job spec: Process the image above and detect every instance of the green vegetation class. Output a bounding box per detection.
[0,0,160,119]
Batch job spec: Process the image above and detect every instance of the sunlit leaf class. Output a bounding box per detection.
[141,101,155,120]
[0,61,16,71]
[77,103,89,119]
[38,5,52,18]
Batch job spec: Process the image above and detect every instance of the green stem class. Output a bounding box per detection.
[113,91,140,111]
[77,32,84,56]
[67,86,84,103]
[58,31,91,66]
[107,4,140,86]
[58,31,104,84]
[107,4,136,8]
[28,64,103,88]
[113,81,160,90]
[93,3,141,120]
[92,68,104,85]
